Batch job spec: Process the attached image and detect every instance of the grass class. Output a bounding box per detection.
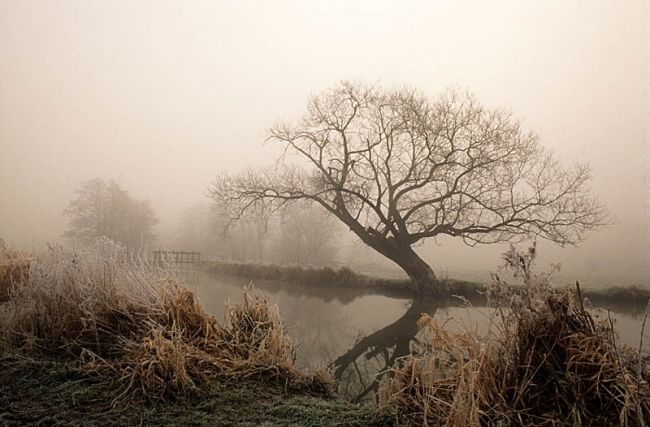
[378,244,650,426]
[0,238,331,407]
[0,243,30,302]
[0,355,392,426]
[2,240,649,425]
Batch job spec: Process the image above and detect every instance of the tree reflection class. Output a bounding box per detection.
[331,297,441,402]
[203,271,649,404]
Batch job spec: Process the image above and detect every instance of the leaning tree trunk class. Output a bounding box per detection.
[388,244,438,295]
[335,210,439,295]
[364,239,439,294]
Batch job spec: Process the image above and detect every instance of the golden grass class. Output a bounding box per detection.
[0,238,332,405]
[379,245,650,426]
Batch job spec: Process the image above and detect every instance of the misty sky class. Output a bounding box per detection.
[1,1,648,283]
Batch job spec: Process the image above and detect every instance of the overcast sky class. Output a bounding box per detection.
[0,0,647,283]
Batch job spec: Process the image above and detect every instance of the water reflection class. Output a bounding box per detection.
[189,271,649,403]
[331,297,441,402]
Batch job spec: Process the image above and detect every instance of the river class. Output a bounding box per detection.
[187,271,649,402]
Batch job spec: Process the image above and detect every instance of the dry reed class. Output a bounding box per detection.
[0,240,30,302]
[379,244,650,426]
[0,238,332,404]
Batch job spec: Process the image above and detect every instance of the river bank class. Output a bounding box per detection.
[205,260,484,302]
[0,242,394,426]
[203,248,650,425]
[2,245,649,425]
[0,356,390,426]
[205,260,650,314]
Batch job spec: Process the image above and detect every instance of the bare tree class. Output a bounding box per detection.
[272,203,340,265]
[209,82,609,293]
[64,178,157,251]
[205,201,269,262]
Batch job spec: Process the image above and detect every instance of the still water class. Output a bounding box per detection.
[187,271,649,402]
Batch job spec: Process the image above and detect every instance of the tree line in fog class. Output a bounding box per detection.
[171,202,341,266]
[62,178,341,266]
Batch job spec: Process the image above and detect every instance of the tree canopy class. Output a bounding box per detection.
[64,178,157,251]
[209,82,609,292]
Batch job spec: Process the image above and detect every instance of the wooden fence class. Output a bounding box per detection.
[153,250,201,266]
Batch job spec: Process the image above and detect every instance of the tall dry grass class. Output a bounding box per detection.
[379,244,650,426]
[0,238,331,404]
[0,240,30,302]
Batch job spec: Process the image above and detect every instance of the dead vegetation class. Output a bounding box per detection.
[0,240,30,302]
[0,238,332,405]
[379,243,650,426]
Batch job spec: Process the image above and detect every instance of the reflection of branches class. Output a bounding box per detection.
[331,297,440,402]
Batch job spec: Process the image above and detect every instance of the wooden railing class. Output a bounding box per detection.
[153,250,201,266]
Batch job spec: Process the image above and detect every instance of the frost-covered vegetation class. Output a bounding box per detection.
[0,239,30,302]
[379,244,650,426]
[0,239,331,405]
[1,239,648,425]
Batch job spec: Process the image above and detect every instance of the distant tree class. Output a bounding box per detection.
[174,204,208,253]
[172,202,266,262]
[174,202,339,264]
[213,202,268,262]
[64,178,157,250]
[272,204,339,265]
[173,203,222,257]
[209,82,609,293]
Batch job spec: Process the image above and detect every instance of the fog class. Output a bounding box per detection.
[1,0,648,285]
